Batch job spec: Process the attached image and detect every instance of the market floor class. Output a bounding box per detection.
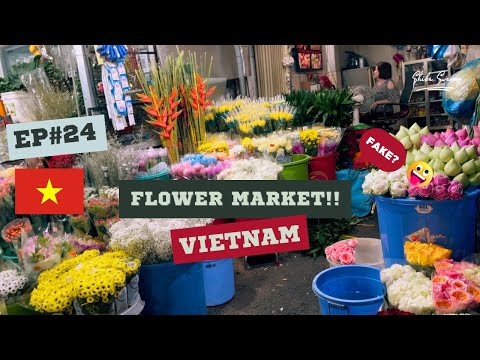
[207,214,381,315]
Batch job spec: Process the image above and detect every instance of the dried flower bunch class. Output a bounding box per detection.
[80,138,122,189]
[21,67,76,121]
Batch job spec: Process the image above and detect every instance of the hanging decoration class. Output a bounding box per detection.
[97,45,135,131]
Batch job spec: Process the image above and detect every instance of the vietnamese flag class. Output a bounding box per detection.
[15,168,84,215]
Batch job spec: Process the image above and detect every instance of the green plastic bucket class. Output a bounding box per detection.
[135,170,171,180]
[279,154,311,180]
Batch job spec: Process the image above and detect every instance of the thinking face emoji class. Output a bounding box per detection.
[406,161,433,187]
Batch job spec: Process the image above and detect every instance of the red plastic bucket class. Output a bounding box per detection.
[309,152,338,180]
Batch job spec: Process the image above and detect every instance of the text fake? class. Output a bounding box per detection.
[6,115,108,161]
[365,137,398,162]
[357,128,406,172]
[170,215,310,264]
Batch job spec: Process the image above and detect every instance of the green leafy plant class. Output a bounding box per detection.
[307,217,362,258]
[284,89,319,126]
[307,87,355,128]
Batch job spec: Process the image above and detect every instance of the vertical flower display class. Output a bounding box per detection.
[136,50,216,164]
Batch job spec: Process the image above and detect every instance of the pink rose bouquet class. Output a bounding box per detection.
[325,238,358,265]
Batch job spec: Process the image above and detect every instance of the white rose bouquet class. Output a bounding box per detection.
[362,167,410,198]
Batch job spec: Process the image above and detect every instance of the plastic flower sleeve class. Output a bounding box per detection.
[0,260,29,304]
[403,227,452,276]
[114,287,129,314]
[431,259,480,314]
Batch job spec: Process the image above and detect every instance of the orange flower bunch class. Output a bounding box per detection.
[138,87,183,159]
[135,50,216,163]
[188,74,215,114]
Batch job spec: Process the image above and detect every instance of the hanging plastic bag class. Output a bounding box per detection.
[443,58,480,124]
[466,45,480,63]
[428,45,464,69]
[336,169,373,217]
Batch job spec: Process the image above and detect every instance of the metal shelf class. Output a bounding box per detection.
[403,58,453,130]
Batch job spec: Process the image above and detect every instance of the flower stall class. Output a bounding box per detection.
[4,44,480,317]
[363,123,480,268]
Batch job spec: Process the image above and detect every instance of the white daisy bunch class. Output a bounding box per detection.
[217,159,283,180]
[99,186,119,199]
[381,265,433,315]
[84,187,98,199]
[109,218,213,264]
[0,269,28,298]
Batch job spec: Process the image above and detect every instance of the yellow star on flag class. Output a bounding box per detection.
[36,179,63,205]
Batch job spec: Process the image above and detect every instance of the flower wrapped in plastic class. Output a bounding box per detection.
[316,127,344,156]
[403,230,452,276]
[299,129,319,157]
[431,259,480,314]
[20,234,69,279]
[213,98,244,132]
[268,104,295,131]
[0,265,29,304]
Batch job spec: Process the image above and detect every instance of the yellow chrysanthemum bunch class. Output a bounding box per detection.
[241,137,254,152]
[300,129,319,156]
[204,111,215,122]
[404,241,452,267]
[30,250,140,314]
[198,141,230,155]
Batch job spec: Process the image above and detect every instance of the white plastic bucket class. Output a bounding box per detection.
[1,91,36,123]
[327,237,384,269]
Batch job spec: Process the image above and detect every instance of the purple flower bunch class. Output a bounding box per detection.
[291,140,304,155]
[407,174,464,200]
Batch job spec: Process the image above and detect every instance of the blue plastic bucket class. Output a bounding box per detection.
[203,258,235,306]
[138,262,207,315]
[312,265,385,315]
[374,187,480,268]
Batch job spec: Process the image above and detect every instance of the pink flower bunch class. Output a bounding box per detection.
[432,259,480,314]
[171,160,232,180]
[20,235,63,264]
[407,175,464,200]
[325,238,358,265]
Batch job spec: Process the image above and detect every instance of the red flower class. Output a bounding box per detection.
[377,307,415,315]
[47,154,77,168]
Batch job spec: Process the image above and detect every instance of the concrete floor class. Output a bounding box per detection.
[207,214,381,315]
